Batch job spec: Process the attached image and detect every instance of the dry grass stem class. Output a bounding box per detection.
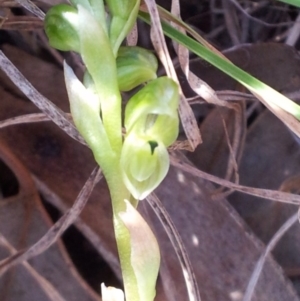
[0,51,85,144]
[242,213,298,301]
[0,233,69,301]
[0,167,102,277]
[142,0,202,151]
[15,0,45,20]
[146,193,201,301]
[32,175,122,278]
[0,113,54,128]
[170,154,300,206]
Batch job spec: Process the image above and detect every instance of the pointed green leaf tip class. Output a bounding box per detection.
[119,200,160,301]
[63,61,112,159]
[45,4,80,52]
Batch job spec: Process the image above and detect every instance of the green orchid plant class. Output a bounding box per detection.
[44,1,179,300]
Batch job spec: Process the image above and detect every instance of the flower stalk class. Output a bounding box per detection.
[44,1,179,300]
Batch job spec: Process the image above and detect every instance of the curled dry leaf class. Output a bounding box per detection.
[0,138,101,301]
[126,22,138,46]
[0,167,102,277]
[0,234,68,301]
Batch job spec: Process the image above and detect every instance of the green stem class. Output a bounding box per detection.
[77,5,123,153]
[97,157,140,301]
[99,92,123,154]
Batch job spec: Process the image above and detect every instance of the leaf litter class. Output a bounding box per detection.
[1,0,300,300]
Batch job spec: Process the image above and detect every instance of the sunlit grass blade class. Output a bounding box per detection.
[276,0,300,7]
[138,11,300,136]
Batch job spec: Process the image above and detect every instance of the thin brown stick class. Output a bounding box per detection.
[0,51,85,145]
[0,113,53,128]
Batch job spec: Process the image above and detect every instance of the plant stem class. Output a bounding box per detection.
[108,167,140,301]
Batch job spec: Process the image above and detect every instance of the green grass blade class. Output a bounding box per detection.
[276,0,300,7]
[138,11,300,120]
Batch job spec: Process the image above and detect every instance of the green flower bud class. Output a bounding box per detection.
[125,77,179,147]
[44,4,80,52]
[106,0,137,18]
[117,46,158,91]
[120,132,169,200]
[105,0,140,54]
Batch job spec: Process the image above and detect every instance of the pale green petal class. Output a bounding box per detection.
[120,133,169,200]
[125,136,158,181]
[125,77,179,132]
[124,77,179,146]
[69,0,91,13]
[70,0,107,34]
[146,114,179,147]
[117,46,158,91]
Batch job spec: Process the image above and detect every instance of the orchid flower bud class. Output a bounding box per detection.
[121,77,180,199]
[120,132,169,200]
[125,77,179,147]
[45,4,80,52]
[117,46,158,91]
